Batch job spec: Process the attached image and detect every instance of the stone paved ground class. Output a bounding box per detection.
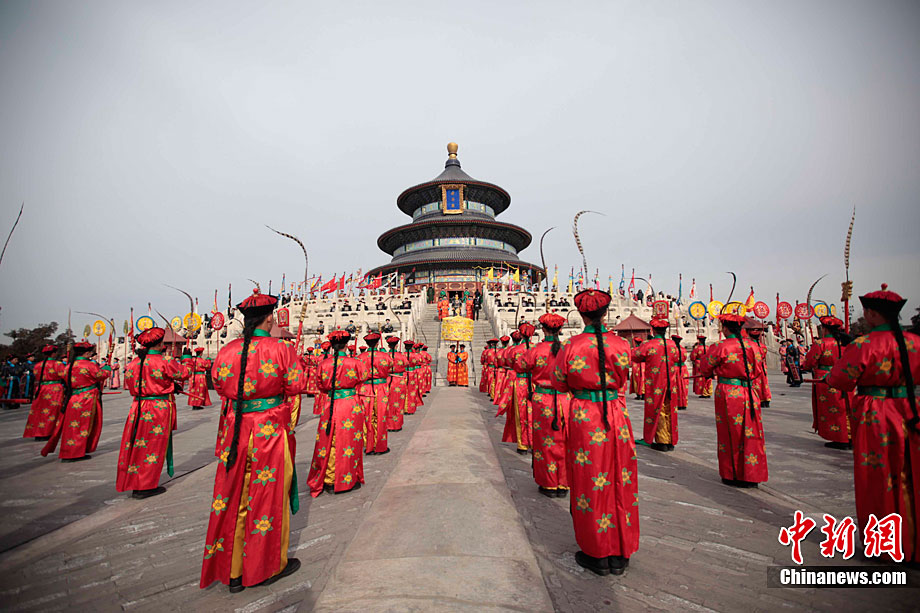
[483,374,919,612]
[0,389,434,612]
[0,375,917,612]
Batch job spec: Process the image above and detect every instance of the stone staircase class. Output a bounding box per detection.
[413,303,495,387]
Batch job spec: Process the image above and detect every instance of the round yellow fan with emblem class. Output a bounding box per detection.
[184,313,203,332]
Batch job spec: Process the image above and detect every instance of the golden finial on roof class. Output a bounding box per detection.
[447,142,459,159]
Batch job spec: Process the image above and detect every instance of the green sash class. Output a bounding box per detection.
[718,377,751,387]
[239,396,284,413]
[857,385,909,399]
[571,389,618,402]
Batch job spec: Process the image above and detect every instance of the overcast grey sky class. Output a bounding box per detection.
[1,1,918,338]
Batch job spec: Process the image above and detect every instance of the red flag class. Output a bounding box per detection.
[321,275,337,293]
[710,284,714,302]
[627,268,635,296]
[338,273,346,291]
[372,272,382,289]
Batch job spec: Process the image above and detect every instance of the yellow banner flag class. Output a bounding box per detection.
[487,267,494,280]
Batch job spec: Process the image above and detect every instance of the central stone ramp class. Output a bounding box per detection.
[314,387,553,612]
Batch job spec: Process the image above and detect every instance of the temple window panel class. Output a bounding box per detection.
[393,237,517,256]
[412,200,495,219]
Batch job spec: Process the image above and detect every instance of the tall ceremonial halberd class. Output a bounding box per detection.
[368,143,544,292]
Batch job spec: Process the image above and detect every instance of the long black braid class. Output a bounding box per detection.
[128,347,149,448]
[325,337,348,435]
[367,339,378,396]
[32,352,50,403]
[587,310,611,431]
[885,311,919,433]
[523,333,534,401]
[546,327,563,431]
[728,322,756,419]
[226,314,264,471]
[60,345,83,416]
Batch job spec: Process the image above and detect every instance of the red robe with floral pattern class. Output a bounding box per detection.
[633,336,681,445]
[307,352,369,496]
[358,348,392,454]
[495,345,517,413]
[187,356,212,407]
[480,348,494,394]
[386,350,408,431]
[41,358,111,459]
[405,351,423,413]
[455,351,469,387]
[750,337,772,405]
[518,340,570,490]
[492,345,512,407]
[23,359,65,438]
[699,335,768,483]
[119,351,190,491]
[553,326,639,559]
[675,344,689,409]
[690,343,713,397]
[827,326,920,562]
[447,351,459,384]
[201,330,307,589]
[502,342,532,450]
[313,354,329,415]
[802,336,852,443]
[421,349,432,394]
[304,352,321,396]
[629,361,645,397]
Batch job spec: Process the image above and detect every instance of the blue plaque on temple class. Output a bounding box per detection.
[446,188,460,210]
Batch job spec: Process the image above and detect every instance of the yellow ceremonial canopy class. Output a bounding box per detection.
[441,316,474,341]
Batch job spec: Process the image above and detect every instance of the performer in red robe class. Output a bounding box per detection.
[420,345,432,395]
[118,327,191,498]
[518,313,570,497]
[41,342,111,461]
[505,326,534,453]
[629,337,646,399]
[303,341,322,397]
[552,289,637,576]
[180,347,193,392]
[496,333,518,415]
[698,314,768,487]
[802,316,853,448]
[446,344,459,385]
[672,335,689,410]
[437,293,449,320]
[187,347,212,409]
[689,335,713,398]
[826,284,920,563]
[404,342,423,414]
[633,320,681,451]
[201,289,307,593]
[492,336,512,405]
[358,333,392,455]
[746,322,772,408]
[384,336,408,431]
[480,339,497,394]
[455,344,469,387]
[308,330,369,497]
[23,345,65,439]
[311,341,331,416]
